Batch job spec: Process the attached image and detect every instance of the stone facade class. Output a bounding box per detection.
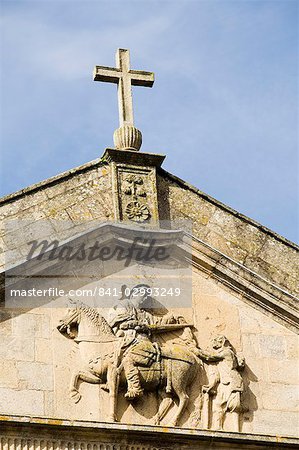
[0,153,298,448]
[0,261,297,437]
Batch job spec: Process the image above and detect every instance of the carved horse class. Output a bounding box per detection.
[57,301,200,426]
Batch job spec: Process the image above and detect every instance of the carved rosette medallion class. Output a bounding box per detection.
[125,201,150,222]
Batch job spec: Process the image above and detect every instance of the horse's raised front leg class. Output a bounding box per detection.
[70,369,100,403]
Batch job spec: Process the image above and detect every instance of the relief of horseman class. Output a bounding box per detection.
[57,284,201,426]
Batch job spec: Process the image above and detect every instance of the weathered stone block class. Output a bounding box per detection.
[241,333,260,358]
[261,237,299,280]
[17,361,54,390]
[0,387,44,416]
[259,335,286,359]
[267,359,299,385]
[253,409,299,437]
[208,209,259,253]
[0,360,18,388]
[12,313,51,339]
[245,358,268,382]
[206,230,248,263]
[3,220,56,252]
[45,182,67,199]
[35,338,53,364]
[0,336,34,361]
[44,390,55,416]
[239,305,293,336]
[66,203,95,222]
[261,383,298,411]
[285,335,299,359]
[0,311,12,335]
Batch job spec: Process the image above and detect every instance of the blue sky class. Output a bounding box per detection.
[0,0,298,243]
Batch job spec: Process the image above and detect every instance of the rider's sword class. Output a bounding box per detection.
[148,323,194,334]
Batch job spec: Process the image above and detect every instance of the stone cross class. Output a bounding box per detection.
[93,49,154,128]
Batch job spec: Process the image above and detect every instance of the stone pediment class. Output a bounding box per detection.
[0,222,298,442]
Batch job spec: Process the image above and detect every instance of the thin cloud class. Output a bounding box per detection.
[0,0,298,242]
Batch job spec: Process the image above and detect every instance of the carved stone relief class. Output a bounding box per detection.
[123,174,150,222]
[111,164,159,224]
[57,285,246,431]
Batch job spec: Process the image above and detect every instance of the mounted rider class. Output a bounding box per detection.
[108,284,159,399]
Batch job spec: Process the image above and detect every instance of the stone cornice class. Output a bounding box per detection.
[188,234,299,333]
[101,147,166,167]
[0,415,298,448]
[0,223,297,332]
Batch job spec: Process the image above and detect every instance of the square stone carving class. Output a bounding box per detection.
[112,163,159,224]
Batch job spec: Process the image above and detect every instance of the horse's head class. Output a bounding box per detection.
[58,299,117,343]
[57,299,80,339]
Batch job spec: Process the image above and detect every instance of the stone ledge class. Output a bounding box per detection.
[101,147,166,167]
[0,415,298,449]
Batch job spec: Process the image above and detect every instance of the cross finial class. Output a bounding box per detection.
[93,49,154,151]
